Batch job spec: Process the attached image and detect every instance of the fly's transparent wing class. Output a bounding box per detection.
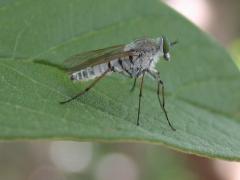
[64,45,124,68]
[63,44,136,73]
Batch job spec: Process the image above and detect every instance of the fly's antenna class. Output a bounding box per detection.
[170,40,178,47]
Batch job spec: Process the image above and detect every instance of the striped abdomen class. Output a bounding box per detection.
[70,63,110,81]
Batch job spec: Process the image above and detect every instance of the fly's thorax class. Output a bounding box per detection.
[137,46,163,70]
[124,38,160,53]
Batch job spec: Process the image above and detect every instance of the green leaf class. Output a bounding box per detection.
[0,0,240,160]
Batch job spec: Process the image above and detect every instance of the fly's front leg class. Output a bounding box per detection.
[147,70,176,131]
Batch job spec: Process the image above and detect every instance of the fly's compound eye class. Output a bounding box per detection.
[162,36,178,61]
[163,36,171,61]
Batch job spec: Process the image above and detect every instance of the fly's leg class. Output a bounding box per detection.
[137,72,145,126]
[130,78,137,92]
[157,79,176,131]
[130,69,144,92]
[147,70,176,131]
[60,69,110,104]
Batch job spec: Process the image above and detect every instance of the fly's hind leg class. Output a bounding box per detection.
[147,70,176,131]
[60,69,110,104]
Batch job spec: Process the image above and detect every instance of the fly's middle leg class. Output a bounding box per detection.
[130,78,137,92]
[137,71,146,126]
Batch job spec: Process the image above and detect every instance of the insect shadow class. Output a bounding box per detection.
[34,59,67,71]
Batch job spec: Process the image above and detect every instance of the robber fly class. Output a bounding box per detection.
[60,36,177,131]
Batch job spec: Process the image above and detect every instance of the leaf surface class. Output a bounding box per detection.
[0,0,240,160]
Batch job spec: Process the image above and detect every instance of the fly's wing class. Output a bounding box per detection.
[63,44,136,74]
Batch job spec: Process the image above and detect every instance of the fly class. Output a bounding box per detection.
[60,36,178,131]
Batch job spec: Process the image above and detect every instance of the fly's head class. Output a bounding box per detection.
[161,36,178,61]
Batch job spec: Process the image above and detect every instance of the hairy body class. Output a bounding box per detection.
[70,38,165,81]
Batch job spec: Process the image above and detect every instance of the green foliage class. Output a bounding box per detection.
[0,0,240,160]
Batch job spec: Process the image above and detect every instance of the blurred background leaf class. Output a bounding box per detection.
[230,40,240,69]
[0,142,197,180]
[0,0,240,166]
